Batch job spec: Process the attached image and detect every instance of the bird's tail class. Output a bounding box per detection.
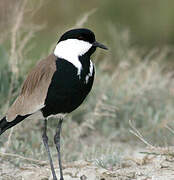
[0,115,30,135]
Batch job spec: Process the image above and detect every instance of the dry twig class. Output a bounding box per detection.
[0,152,47,166]
[165,124,174,135]
[73,8,97,28]
[129,119,154,148]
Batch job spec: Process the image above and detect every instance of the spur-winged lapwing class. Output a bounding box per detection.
[0,28,108,180]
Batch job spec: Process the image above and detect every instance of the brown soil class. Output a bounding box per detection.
[1,145,174,180]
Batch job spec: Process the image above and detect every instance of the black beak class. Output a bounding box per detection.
[93,41,108,50]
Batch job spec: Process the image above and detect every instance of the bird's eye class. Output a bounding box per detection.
[78,36,84,40]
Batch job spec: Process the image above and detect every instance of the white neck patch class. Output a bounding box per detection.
[54,39,92,75]
[85,60,94,84]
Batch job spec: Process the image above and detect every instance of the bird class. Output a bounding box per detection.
[0,28,108,180]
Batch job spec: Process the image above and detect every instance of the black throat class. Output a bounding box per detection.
[79,46,96,76]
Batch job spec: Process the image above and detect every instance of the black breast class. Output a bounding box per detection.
[41,57,95,117]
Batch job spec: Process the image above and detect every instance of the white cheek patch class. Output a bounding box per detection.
[54,39,92,76]
[85,60,94,84]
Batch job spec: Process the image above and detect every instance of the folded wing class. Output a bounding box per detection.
[6,54,57,121]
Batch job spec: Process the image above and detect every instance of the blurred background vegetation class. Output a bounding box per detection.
[1,0,174,168]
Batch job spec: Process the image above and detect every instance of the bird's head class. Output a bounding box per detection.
[54,28,108,59]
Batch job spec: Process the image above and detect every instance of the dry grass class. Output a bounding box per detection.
[0,0,45,154]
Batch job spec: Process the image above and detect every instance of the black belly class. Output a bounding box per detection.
[41,59,94,117]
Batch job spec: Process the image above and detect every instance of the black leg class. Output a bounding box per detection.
[42,119,57,180]
[54,118,64,180]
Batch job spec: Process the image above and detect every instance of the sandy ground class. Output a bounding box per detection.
[1,145,174,180]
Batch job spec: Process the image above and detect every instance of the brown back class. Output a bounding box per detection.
[7,54,57,121]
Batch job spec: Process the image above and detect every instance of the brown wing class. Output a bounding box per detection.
[7,54,57,121]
